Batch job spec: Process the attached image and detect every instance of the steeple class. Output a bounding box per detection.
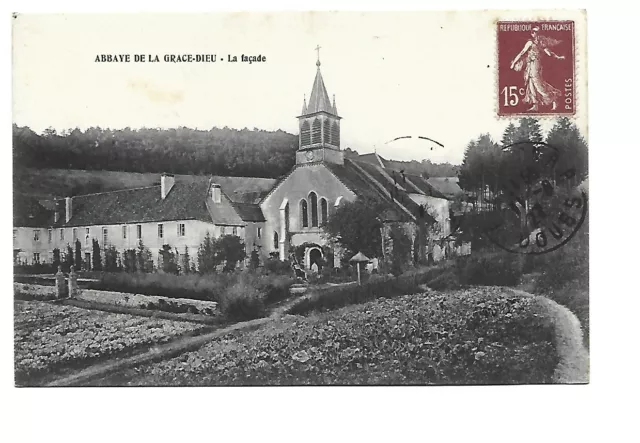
[306,66,333,114]
[296,47,343,165]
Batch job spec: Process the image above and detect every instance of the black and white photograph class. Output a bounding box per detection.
[11,11,589,389]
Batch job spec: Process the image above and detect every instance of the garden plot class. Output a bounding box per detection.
[94,287,559,386]
[14,300,205,385]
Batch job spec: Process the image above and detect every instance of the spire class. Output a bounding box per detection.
[301,94,307,115]
[332,94,337,114]
[306,65,333,114]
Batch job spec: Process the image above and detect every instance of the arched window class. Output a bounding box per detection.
[331,122,340,147]
[320,198,328,225]
[284,203,290,234]
[311,118,321,144]
[323,119,331,145]
[300,121,311,146]
[300,199,308,228]
[273,231,279,250]
[309,192,318,227]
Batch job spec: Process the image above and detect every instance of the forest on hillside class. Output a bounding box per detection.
[13,125,299,178]
[13,125,460,179]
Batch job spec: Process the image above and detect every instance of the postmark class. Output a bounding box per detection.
[482,141,587,255]
[497,21,576,116]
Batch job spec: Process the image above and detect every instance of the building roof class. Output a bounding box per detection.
[305,66,335,115]
[53,180,213,227]
[426,177,464,197]
[356,153,387,168]
[18,176,247,228]
[210,175,277,204]
[326,159,437,224]
[232,202,266,222]
[13,194,51,227]
[205,190,245,226]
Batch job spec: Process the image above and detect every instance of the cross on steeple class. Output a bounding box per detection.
[315,44,322,66]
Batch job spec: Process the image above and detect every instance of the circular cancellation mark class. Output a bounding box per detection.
[481,141,587,255]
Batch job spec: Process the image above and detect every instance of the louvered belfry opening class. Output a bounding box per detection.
[311,118,322,144]
[300,121,311,146]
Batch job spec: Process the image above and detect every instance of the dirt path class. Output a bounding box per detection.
[506,288,589,383]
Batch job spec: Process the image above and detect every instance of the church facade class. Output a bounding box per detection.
[13,57,460,270]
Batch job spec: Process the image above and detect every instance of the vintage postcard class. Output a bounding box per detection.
[12,11,588,387]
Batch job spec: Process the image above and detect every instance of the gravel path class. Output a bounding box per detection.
[507,288,589,383]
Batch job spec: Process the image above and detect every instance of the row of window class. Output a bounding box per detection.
[30,223,188,244]
[300,119,340,147]
[299,192,329,228]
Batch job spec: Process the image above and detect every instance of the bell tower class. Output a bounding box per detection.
[296,46,343,165]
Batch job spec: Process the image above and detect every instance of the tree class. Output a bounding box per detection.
[136,240,153,273]
[389,224,412,276]
[91,239,102,271]
[217,235,247,272]
[197,232,220,274]
[546,117,588,186]
[181,246,191,274]
[123,249,137,273]
[324,197,386,259]
[104,245,120,272]
[249,248,260,271]
[74,239,82,271]
[52,248,61,270]
[159,244,179,274]
[64,244,74,272]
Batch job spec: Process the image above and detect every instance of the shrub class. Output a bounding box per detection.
[455,253,522,286]
[264,257,292,275]
[219,280,266,321]
[426,270,461,291]
[13,263,57,275]
[88,272,232,302]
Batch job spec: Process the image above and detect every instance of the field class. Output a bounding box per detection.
[91,287,558,386]
[14,300,205,386]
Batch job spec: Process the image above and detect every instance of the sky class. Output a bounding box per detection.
[12,11,587,165]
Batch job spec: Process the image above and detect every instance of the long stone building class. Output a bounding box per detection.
[13,56,463,270]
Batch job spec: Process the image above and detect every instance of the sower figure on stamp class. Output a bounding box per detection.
[510,26,565,111]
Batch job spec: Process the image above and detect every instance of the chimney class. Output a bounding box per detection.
[161,174,175,199]
[65,197,73,223]
[54,200,60,223]
[210,184,221,204]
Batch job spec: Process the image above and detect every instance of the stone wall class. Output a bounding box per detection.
[76,289,219,316]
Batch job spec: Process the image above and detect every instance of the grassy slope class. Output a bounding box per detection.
[13,167,166,199]
[92,287,558,386]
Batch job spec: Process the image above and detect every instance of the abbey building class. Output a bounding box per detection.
[13,56,461,270]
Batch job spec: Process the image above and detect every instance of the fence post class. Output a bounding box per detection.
[68,267,79,298]
[55,266,66,299]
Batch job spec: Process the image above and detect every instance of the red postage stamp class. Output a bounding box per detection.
[497,20,575,116]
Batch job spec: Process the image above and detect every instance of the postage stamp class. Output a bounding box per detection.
[497,20,576,116]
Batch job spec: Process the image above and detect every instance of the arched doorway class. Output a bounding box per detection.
[306,247,323,271]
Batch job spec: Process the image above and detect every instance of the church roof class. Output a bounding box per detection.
[306,67,335,115]
[325,159,437,224]
[426,177,464,198]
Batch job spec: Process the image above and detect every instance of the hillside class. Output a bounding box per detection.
[13,125,298,179]
[13,167,171,200]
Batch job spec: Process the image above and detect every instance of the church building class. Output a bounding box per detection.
[13,54,459,271]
